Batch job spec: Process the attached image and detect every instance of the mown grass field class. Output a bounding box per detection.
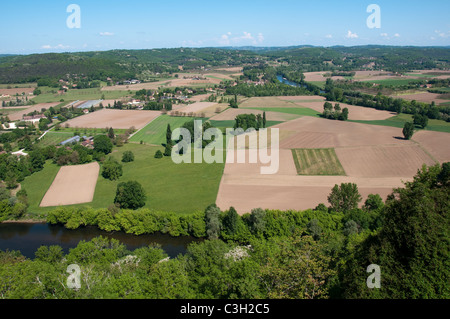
[31,87,130,104]
[362,79,425,86]
[209,120,284,131]
[22,143,225,215]
[130,115,203,146]
[350,113,450,133]
[20,161,61,217]
[292,148,346,176]
[241,107,322,118]
[37,131,75,147]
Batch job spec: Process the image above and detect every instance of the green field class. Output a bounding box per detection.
[37,131,75,147]
[241,107,321,118]
[0,108,26,116]
[209,120,284,131]
[292,148,346,176]
[31,87,130,104]
[362,79,425,86]
[22,143,225,215]
[55,126,128,136]
[130,115,202,146]
[20,161,61,217]
[350,113,450,133]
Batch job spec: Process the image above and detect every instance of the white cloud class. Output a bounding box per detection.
[394,33,400,38]
[55,44,70,49]
[257,33,264,43]
[435,30,450,38]
[41,44,70,50]
[325,34,333,39]
[218,31,264,46]
[380,33,388,37]
[182,40,204,47]
[346,30,358,39]
[99,32,114,36]
[241,31,253,40]
[219,33,231,45]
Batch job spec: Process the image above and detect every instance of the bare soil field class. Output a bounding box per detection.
[275,117,407,147]
[40,162,100,207]
[279,131,337,149]
[239,97,300,108]
[173,102,219,117]
[215,67,243,73]
[277,96,326,102]
[412,130,450,163]
[187,94,210,103]
[391,92,446,104]
[205,73,234,81]
[216,175,407,214]
[101,81,171,91]
[293,101,396,121]
[209,108,301,122]
[409,70,450,79]
[303,72,344,82]
[335,145,436,178]
[215,116,443,214]
[65,109,161,130]
[0,87,35,96]
[103,76,226,92]
[8,102,60,121]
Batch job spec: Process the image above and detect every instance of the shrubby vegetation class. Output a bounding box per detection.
[0,163,448,299]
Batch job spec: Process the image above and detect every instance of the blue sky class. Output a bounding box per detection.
[1,0,449,54]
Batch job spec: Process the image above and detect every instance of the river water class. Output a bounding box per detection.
[0,223,201,259]
[277,75,325,94]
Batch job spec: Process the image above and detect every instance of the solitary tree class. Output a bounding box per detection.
[327,183,362,212]
[121,151,135,163]
[263,111,267,128]
[114,181,147,210]
[101,158,123,181]
[413,114,428,129]
[163,142,172,157]
[341,107,349,121]
[166,124,172,146]
[108,127,115,139]
[402,122,415,140]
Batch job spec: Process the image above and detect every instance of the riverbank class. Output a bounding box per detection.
[0,223,202,259]
[1,219,46,224]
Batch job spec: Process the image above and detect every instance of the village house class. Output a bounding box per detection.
[23,114,46,123]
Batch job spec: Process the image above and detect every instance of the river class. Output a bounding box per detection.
[277,75,325,94]
[0,223,202,259]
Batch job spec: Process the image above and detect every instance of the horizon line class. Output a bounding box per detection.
[3,43,450,56]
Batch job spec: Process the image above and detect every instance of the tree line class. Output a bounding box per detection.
[0,162,447,299]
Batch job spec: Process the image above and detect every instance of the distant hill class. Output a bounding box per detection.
[0,46,449,84]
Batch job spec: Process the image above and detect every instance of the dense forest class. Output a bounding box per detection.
[0,163,448,299]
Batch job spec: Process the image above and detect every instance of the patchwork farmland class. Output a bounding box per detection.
[64,109,161,130]
[215,106,450,214]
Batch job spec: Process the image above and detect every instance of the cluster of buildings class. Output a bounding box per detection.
[60,135,94,149]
